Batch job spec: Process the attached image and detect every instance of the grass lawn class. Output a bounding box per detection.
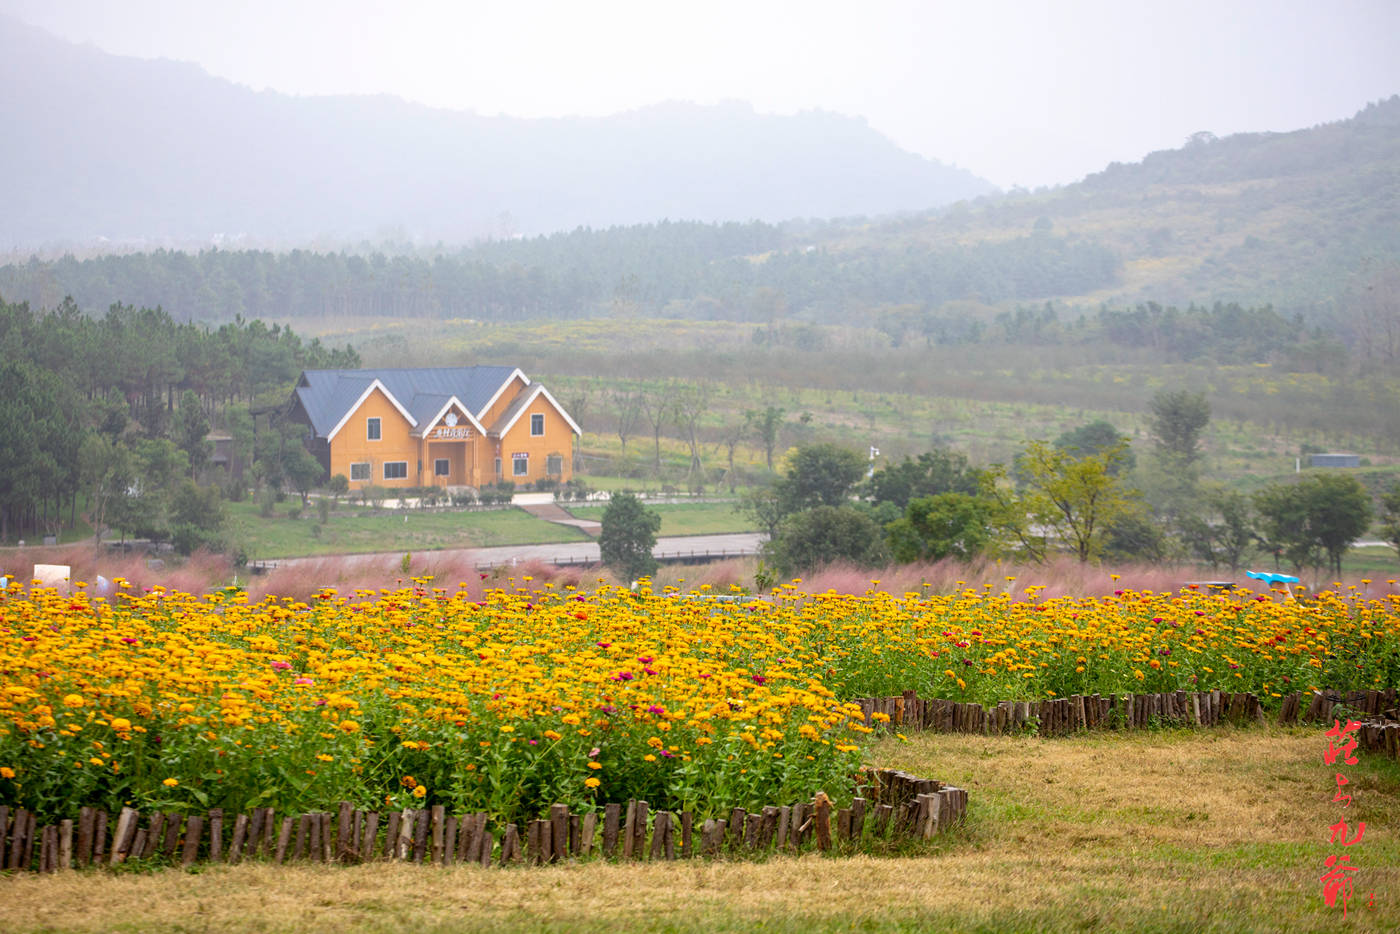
[1343,545,1400,581]
[7,727,1396,933]
[566,501,757,536]
[227,501,587,560]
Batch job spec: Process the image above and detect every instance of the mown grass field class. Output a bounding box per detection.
[227,502,587,560]
[565,502,756,537]
[4,728,1396,934]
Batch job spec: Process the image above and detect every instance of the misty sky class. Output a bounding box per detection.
[4,0,1398,189]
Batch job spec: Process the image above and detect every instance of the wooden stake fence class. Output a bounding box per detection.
[0,768,964,874]
[853,687,1399,746]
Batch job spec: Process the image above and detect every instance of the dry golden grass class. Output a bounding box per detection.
[4,728,1397,933]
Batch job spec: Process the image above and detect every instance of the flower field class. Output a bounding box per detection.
[2,578,1398,826]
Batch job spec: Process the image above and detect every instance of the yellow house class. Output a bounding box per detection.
[288,367,581,490]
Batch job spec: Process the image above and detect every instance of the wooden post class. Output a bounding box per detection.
[836,808,851,844]
[245,808,264,859]
[603,803,621,858]
[227,813,248,865]
[138,812,163,860]
[412,809,429,863]
[93,809,108,865]
[550,804,569,862]
[274,817,293,863]
[744,812,762,851]
[309,812,322,863]
[208,809,223,863]
[632,801,649,860]
[580,812,596,857]
[359,812,378,864]
[338,802,356,862]
[650,812,668,861]
[161,812,183,859]
[181,816,203,867]
[295,814,310,860]
[76,808,93,868]
[679,811,693,859]
[776,805,790,851]
[443,812,456,866]
[813,792,832,852]
[430,805,446,865]
[759,807,778,850]
[568,814,581,858]
[397,809,415,861]
[621,801,636,860]
[383,812,400,860]
[500,824,519,866]
[478,827,495,868]
[728,808,746,851]
[109,807,138,866]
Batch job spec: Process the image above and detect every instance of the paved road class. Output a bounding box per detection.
[276,532,765,570]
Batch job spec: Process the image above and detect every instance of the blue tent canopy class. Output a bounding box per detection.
[1246,570,1301,585]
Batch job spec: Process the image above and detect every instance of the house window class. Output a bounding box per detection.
[546,454,564,476]
[530,413,545,436]
[434,458,451,477]
[383,461,408,480]
[494,457,502,478]
[367,417,381,441]
[349,462,370,482]
[512,452,529,476]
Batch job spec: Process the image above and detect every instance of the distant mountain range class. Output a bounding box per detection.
[0,14,994,247]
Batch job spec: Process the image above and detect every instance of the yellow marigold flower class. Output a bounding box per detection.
[586,761,602,770]
[0,767,15,778]
[62,694,85,708]
[543,730,562,741]
[584,777,601,788]
[316,754,334,762]
[88,757,104,766]
[412,784,427,798]
[338,720,360,733]
[163,777,179,787]
[643,754,656,762]
[110,718,132,731]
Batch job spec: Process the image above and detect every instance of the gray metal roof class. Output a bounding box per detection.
[294,366,520,438]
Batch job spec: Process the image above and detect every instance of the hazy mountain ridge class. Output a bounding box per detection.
[2,96,1397,325]
[0,14,993,246]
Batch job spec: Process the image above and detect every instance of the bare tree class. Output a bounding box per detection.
[563,379,595,472]
[637,382,677,473]
[610,389,643,456]
[671,382,712,491]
